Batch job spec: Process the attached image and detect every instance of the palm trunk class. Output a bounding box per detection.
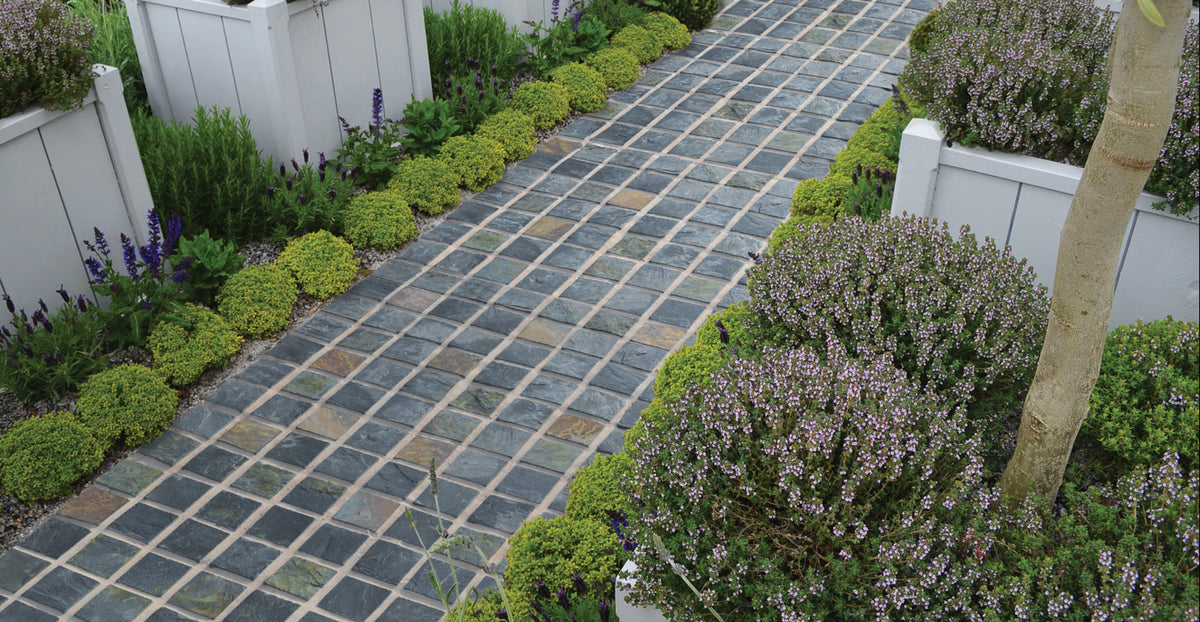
[998,0,1191,504]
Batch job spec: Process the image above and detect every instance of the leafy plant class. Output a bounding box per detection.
[264,149,358,239]
[565,453,634,524]
[586,46,640,91]
[76,363,178,449]
[586,0,647,35]
[148,303,242,387]
[475,109,537,163]
[437,135,507,192]
[83,210,189,349]
[550,62,608,113]
[424,0,525,87]
[509,81,571,131]
[1145,25,1198,215]
[782,175,853,229]
[654,0,717,31]
[0,0,93,118]
[611,24,661,65]
[276,231,358,299]
[337,88,404,189]
[505,516,624,602]
[67,0,146,112]
[341,191,418,250]
[171,230,244,306]
[0,289,108,403]
[440,61,507,134]
[523,11,611,78]
[399,97,462,158]
[842,164,895,221]
[387,156,461,215]
[0,411,105,502]
[216,263,297,339]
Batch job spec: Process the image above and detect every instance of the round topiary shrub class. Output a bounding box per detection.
[387,156,461,215]
[276,230,358,299]
[787,175,853,227]
[1082,318,1198,472]
[0,411,105,502]
[639,12,690,50]
[437,134,507,192]
[751,216,1050,417]
[566,453,634,524]
[504,516,624,599]
[76,364,178,448]
[475,109,537,162]
[341,190,418,250]
[585,46,641,91]
[217,263,298,339]
[509,81,571,131]
[611,24,663,65]
[149,303,242,387]
[549,62,608,113]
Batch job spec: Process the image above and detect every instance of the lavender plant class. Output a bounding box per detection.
[438,58,507,133]
[337,88,403,189]
[424,0,524,87]
[0,0,93,118]
[0,288,108,403]
[843,164,895,221]
[264,149,357,239]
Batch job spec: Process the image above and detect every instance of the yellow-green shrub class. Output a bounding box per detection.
[504,516,624,598]
[566,453,634,524]
[447,589,533,622]
[640,12,690,50]
[586,47,640,91]
[509,81,571,130]
[476,109,537,162]
[0,412,105,502]
[276,230,358,299]
[695,302,756,351]
[789,175,854,225]
[76,364,179,448]
[387,156,460,215]
[611,24,662,65]
[149,303,243,386]
[550,62,608,113]
[217,263,298,339]
[437,134,507,192]
[342,191,418,250]
[829,145,898,178]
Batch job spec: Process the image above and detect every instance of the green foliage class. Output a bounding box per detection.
[639,11,690,50]
[845,94,914,164]
[447,589,534,622]
[276,231,358,299]
[0,0,93,118]
[586,0,647,34]
[1145,26,1198,215]
[149,303,242,387]
[504,516,624,599]
[509,81,571,131]
[132,108,273,243]
[400,97,462,157]
[550,62,608,113]
[387,156,461,215]
[694,302,756,351]
[424,0,525,87]
[656,0,718,31]
[172,230,244,306]
[0,412,105,502]
[828,144,896,179]
[341,190,418,250]
[842,165,896,221]
[0,290,109,403]
[566,453,634,524]
[217,263,297,339]
[264,151,358,240]
[522,13,612,78]
[475,109,537,162]
[76,364,178,448]
[443,67,508,134]
[1083,319,1198,473]
[338,88,404,189]
[67,0,146,112]
[437,134,507,192]
[788,175,853,226]
[586,46,641,91]
[611,24,662,65]
[907,6,939,58]
[767,212,806,254]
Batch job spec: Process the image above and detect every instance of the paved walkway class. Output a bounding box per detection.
[0,0,928,619]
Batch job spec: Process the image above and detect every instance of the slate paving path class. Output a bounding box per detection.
[0,0,930,619]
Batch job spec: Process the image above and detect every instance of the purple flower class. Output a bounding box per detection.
[84,257,107,283]
[302,148,309,163]
[327,187,337,200]
[598,599,610,622]
[318,152,326,169]
[56,286,69,303]
[279,163,287,178]
[92,227,110,257]
[267,186,276,199]
[551,0,560,23]
[120,234,138,279]
[716,320,729,345]
[291,158,300,172]
[76,295,89,313]
[371,88,384,137]
[571,9,582,29]
[172,268,188,284]
[3,294,13,314]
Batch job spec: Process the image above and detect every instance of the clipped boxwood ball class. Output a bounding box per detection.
[550,62,608,113]
[0,411,105,502]
[476,109,537,162]
[77,364,178,448]
[437,134,507,192]
[509,81,571,130]
[612,24,663,65]
[387,156,460,215]
[342,190,418,249]
[149,303,242,387]
[504,516,624,599]
[217,263,298,339]
[640,12,691,50]
[586,47,641,91]
[276,230,358,299]
[566,453,634,524]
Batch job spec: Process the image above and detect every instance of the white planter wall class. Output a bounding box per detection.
[127,0,433,163]
[423,0,554,33]
[893,118,1199,328]
[616,560,669,622]
[0,66,154,311]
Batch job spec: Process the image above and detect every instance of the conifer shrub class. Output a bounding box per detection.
[149,303,242,386]
[76,364,178,448]
[504,516,624,600]
[586,46,640,91]
[341,191,418,250]
[639,12,690,50]
[509,81,571,130]
[611,24,662,65]
[550,62,608,113]
[475,109,537,162]
[276,231,358,299]
[387,155,461,215]
[437,134,507,192]
[216,263,297,339]
[0,411,105,502]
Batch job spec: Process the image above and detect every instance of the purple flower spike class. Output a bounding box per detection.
[554,587,568,608]
[84,257,107,283]
[267,186,276,199]
[716,320,730,344]
[291,158,300,172]
[371,88,384,137]
[93,227,110,257]
[76,295,89,313]
[279,163,287,177]
[57,286,70,303]
[328,187,337,200]
[3,294,13,314]
[598,599,610,622]
[302,148,309,163]
[318,152,327,170]
[120,234,138,279]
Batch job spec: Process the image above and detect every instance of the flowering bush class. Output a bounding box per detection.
[264,149,357,239]
[0,0,93,118]
[1145,25,1198,215]
[522,7,612,78]
[217,264,297,339]
[149,303,242,387]
[0,289,108,403]
[437,134,507,192]
[76,364,178,449]
[440,60,508,134]
[550,62,608,113]
[611,24,661,65]
[475,109,537,162]
[338,88,403,189]
[387,156,461,215]
[509,81,572,131]
[276,231,358,299]
[0,412,104,502]
[639,12,690,50]
[341,191,418,250]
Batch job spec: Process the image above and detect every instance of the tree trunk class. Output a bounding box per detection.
[998,0,1191,505]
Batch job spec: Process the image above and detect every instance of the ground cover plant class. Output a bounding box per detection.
[388,156,461,215]
[341,191,419,250]
[586,46,641,90]
[475,109,538,162]
[510,81,572,130]
[76,363,178,449]
[148,303,242,386]
[438,134,507,192]
[551,62,609,113]
[0,0,94,118]
[0,412,105,502]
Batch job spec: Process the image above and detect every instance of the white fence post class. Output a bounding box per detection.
[248,0,307,161]
[124,0,172,120]
[90,65,154,248]
[891,118,942,218]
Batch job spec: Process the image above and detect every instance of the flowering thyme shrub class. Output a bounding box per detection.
[0,0,93,118]
[0,289,108,403]
[437,134,507,192]
[76,364,178,449]
[217,264,297,339]
[509,81,572,130]
[341,191,418,250]
[0,412,104,502]
[1145,25,1198,216]
[148,303,242,387]
[751,217,1049,417]
[625,347,986,619]
[276,231,358,299]
[586,46,640,91]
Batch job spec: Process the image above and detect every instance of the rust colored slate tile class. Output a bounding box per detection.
[527,217,574,241]
[222,419,281,453]
[520,319,571,347]
[311,350,365,377]
[389,288,440,312]
[539,137,580,155]
[547,414,604,445]
[395,436,456,468]
[299,407,359,440]
[632,322,687,350]
[60,487,128,524]
[429,349,483,376]
[609,189,656,210]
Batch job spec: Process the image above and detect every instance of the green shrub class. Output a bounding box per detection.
[68,0,146,112]
[0,290,109,403]
[509,81,571,131]
[694,302,756,352]
[522,13,612,78]
[76,364,178,448]
[504,516,624,599]
[767,213,806,254]
[843,165,896,221]
[586,46,640,91]
[788,175,853,226]
[828,144,896,179]
[264,152,358,239]
[217,263,298,339]
[341,190,418,250]
[566,453,634,524]
[907,6,940,57]
[475,109,537,162]
[276,230,358,299]
[399,97,461,158]
[550,62,608,113]
[387,156,460,215]
[437,134,507,192]
[611,24,662,65]
[0,0,94,118]
[447,589,533,622]
[586,0,646,34]
[0,412,105,502]
[172,230,244,306]
[424,1,524,87]
[657,0,718,31]
[1082,319,1198,473]
[149,303,242,387]
[639,12,690,50]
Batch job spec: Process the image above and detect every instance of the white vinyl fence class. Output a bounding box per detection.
[127,0,433,162]
[0,66,154,311]
[893,118,1199,328]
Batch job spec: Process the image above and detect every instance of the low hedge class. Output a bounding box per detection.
[586,46,641,91]
[149,303,242,386]
[509,81,571,131]
[217,263,298,339]
[387,156,460,216]
[437,134,507,192]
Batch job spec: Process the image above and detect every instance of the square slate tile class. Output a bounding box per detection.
[0,601,58,622]
[425,410,481,442]
[383,507,441,548]
[315,447,380,484]
[356,358,411,389]
[285,371,337,400]
[544,352,598,379]
[159,519,226,561]
[332,491,399,531]
[365,462,426,498]
[206,379,262,411]
[444,450,507,486]
[402,369,459,401]
[299,525,367,564]
[283,477,346,514]
[232,462,294,498]
[248,507,314,546]
[352,541,422,584]
[76,586,151,622]
[19,518,91,558]
[224,591,298,622]
[318,577,389,620]
[197,492,260,530]
[169,572,242,619]
[212,538,279,579]
[326,381,386,414]
[497,399,556,429]
[591,362,649,396]
[471,423,532,457]
[68,536,137,578]
[562,278,612,304]
[109,503,176,543]
[265,433,329,468]
[517,268,569,294]
[24,567,96,611]
[496,466,561,504]
[376,599,442,622]
[117,553,188,597]
[468,496,536,534]
[381,338,437,365]
[145,474,209,511]
[346,422,405,455]
[522,439,584,473]
[252,395,311,426]
[475,362,529,390]
[413,479,476,515]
